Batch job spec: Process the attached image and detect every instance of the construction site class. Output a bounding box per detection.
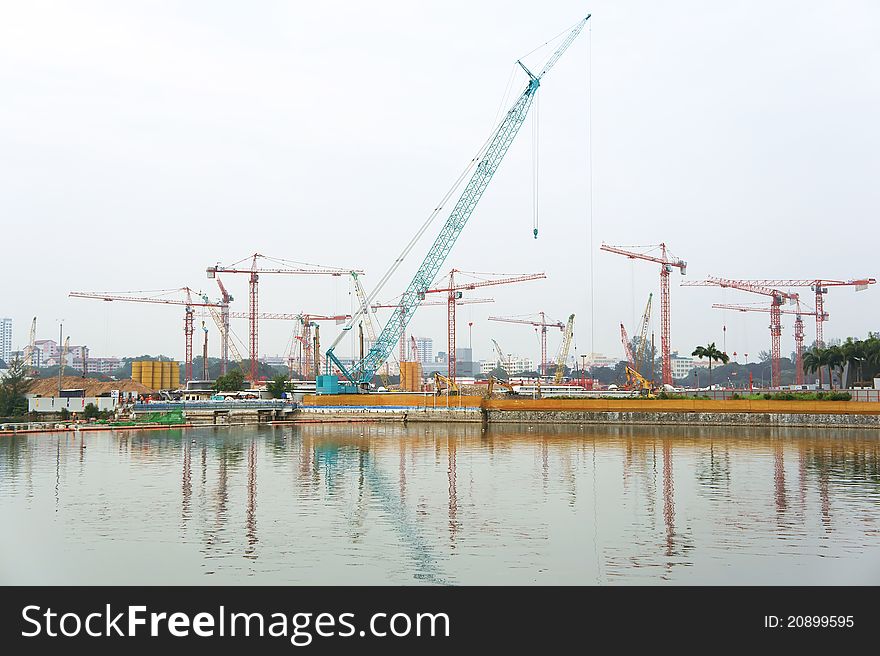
[6,13,879,428]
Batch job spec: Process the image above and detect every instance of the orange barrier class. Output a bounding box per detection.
[485,398,880,415]
[301,394,483,408]
[302,394,880,416]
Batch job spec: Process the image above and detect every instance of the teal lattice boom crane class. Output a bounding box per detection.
[325,15,591,389]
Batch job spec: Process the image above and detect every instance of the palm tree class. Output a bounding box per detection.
[802,347,826,389]
[692,342,729,388]
[866,335,880,380]
[825,345,845,390]
[843,338,869,387]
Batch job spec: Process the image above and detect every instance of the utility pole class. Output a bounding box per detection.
[202,321,209,380]
[57,320,63,397]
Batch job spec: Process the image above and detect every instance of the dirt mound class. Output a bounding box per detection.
[28,376,155,397]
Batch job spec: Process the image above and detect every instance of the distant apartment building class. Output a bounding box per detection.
[413,337,433,364]
[480,355,535,375]
[71,357,121,375]
[0,317,11,363]
[670,355,711,380]
[33,340,90,368]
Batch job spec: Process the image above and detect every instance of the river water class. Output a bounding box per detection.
[1,423,878,585]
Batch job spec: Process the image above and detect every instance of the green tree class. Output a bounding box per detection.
[266,374,289,399]
[803,347,829,389]
[692,342,729,388]
[487,366,509,380]
[825,345,845,390]
[213,370,245,392]
[0,357,34,417]
[83,403,100,419]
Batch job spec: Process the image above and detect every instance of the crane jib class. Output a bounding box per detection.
[326,16,590,388]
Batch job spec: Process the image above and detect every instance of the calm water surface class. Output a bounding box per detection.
[1,423,879,585]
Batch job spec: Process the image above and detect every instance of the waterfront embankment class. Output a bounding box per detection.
[300,394,880,428]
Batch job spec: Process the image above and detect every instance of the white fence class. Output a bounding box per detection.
[28,397,117,413]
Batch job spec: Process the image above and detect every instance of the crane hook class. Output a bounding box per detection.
[533,228,538,239]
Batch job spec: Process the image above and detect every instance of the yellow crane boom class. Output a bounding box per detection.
[554,314,575,384]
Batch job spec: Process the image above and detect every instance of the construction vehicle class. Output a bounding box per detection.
[487,375,516,396]
[634,294,652,377]
[491,338,508,376]
[553,314,575,384]
[324,16,591,392]
[433,372,459,395]
[625,366,654,397]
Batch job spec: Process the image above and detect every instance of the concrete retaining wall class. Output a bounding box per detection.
[299,406,482,423]
[486,410,880,428]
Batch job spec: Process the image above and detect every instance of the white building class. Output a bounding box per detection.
[413,337,433,364]
[671,355,712,380]
[480,355,535,375]
[582,352,618,369]
[71,357,122,375]
[0,317,11,363]
[33,340,89,367]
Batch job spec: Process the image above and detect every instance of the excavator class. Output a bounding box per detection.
[625,366,655,398]
[487,375,517,396]
[433,372,459,396]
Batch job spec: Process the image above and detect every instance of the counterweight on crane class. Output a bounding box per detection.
[600,243,686,386]
[325,16,591,390]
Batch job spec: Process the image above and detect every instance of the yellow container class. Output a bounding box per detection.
[131,361,142,382]
[172,362,180,389]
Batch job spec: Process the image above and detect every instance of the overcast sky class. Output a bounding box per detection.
[2,0,878,367]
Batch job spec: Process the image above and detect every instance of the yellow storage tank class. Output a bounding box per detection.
[400,362,423,392]
[160,361,171,390]
[172,361,180,389]
[141,360,154,389]
[131,360,142,382]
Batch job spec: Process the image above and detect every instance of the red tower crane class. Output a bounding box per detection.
[682,277,799,387]
[420,269,545,380]
[207,254,361,381]
[600,243,687,386]
[69,287,223,382]
[369,298,493,376]
[712,302,816,386]
[725,278,875,346]
[488,313,565,376]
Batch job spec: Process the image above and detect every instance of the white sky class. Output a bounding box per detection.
[2,0,878,366]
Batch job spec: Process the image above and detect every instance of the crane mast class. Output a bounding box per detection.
[684,277,799,387]
[554,314,575,384]
[634,293,653,377]
[326,16,591,389]
[600,243,686,386]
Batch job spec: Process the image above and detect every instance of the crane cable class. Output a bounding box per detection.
[328,80,525,352]
[532,89,540,239]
